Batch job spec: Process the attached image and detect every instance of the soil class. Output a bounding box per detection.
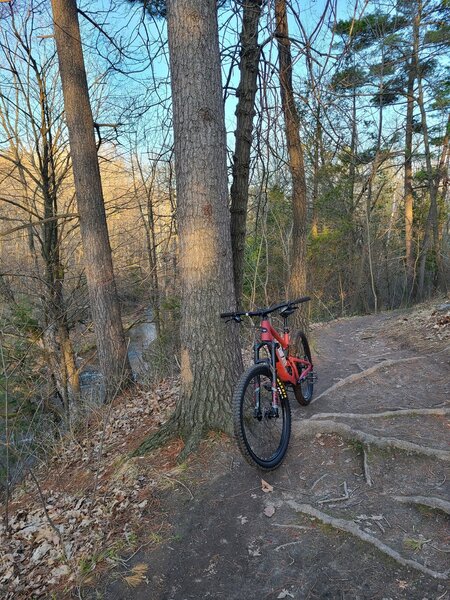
[81,307,450,600]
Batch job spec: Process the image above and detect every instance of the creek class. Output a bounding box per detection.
[0,309,157,494]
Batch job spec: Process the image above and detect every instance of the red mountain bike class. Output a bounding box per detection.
[221,297,316,470]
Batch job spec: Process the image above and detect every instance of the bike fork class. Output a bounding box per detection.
[270,342,279,417]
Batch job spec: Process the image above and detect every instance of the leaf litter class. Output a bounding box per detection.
[0,378,179,599]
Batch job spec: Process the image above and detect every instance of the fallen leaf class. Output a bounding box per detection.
[264,504,275,518]
[277,589,295,598]
[261,479,273,493]
[237,515,248,525]
[247,544,261,557]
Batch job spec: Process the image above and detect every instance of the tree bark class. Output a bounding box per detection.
[416,77,439,295]
[275,0,308,330]
[230,0,262,309]
[138,0,243,456]
[311,102,321,238]
[51,0,132,400]
[404,55,416,297]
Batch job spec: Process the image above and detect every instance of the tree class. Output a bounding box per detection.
[0,4,80,419]
[51,0,132,400]
[230,0,263,308]
[136,0,243,457]
[274,0,308,329]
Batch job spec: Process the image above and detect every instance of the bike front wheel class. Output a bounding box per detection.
[233,363,291,470]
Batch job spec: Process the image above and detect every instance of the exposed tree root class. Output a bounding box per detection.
[176,425,204,463]
[132,416,208,462]
[311,356,423,404]
[392,495,450,516]
[287,500,449,580]
[293,420,450,461]
[311,407,450,420]
[132,415,179,456]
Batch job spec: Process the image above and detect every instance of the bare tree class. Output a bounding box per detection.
[0,5,80,418]
[51,0,132,400]
[230,0,263,308]
[274,0,308,328]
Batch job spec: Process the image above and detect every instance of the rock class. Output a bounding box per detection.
[31,542,52,562]
[436,303,450,312]
[50,564,70,581]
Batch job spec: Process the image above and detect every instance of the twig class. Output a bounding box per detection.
[160,473,194,500]
[318,481,349,504]
[363,447,373,486]
[374,520,385,534]
[310,473,328,491]
[272,523,313,531]
[27,468,66,557]
[0,339,10,535]
[287,500,449,580]
[275,540,303,552]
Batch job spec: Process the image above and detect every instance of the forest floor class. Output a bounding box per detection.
[1,300,449,599]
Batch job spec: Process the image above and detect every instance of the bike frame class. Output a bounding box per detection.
[254,317,313,405]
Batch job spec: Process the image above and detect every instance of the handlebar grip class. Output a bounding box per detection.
[220,311,236,319]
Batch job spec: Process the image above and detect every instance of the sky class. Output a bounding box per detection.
[77,0,367,154]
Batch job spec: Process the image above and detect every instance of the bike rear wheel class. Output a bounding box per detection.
[233,363,291,470]
[291,331,314,405]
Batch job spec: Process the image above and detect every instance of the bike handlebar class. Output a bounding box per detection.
[220,296,311,320]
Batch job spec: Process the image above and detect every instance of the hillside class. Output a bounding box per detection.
[0,300,449,599]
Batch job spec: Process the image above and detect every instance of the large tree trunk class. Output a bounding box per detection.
[275,0,308,330]
[230,0,262,309]
[51,0,132,400]
[138,0,243,457]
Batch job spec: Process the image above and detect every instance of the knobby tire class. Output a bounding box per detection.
[233,363,291,470]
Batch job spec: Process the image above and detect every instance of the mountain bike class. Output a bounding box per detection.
[220,297,316,470]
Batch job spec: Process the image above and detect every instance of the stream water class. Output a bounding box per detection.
[1,310,157,493]
[80,308,157,400]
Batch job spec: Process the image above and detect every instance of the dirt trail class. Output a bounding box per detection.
[86,310,450,600]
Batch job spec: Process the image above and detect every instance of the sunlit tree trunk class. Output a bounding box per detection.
[404,55,416,297]
[138,0,243,457]
[51,0,132,400]
[230,0,262,308]
[311,102,322,239]
[275,0,308,330]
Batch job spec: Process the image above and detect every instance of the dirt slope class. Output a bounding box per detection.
[86,307,450,600]
[1,304,449,599]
